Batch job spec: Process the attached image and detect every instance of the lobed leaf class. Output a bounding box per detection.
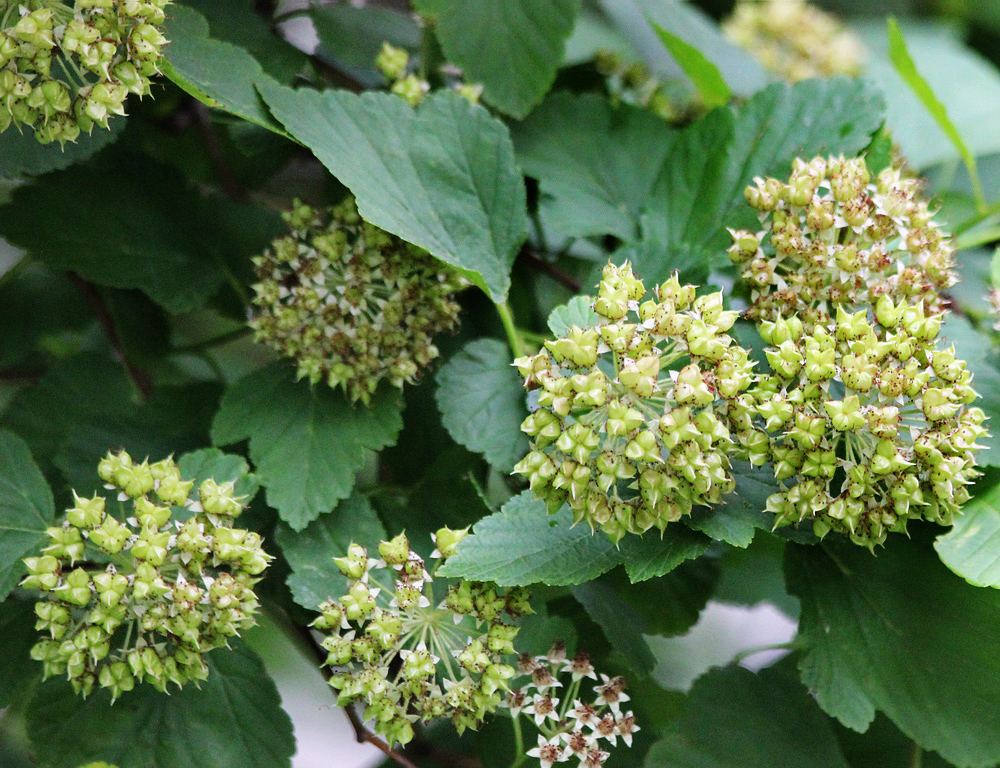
[211,363,403,531]
[428,0,581,118]
[788,528,1000,767]
[435,338,529,473]
[257,85,528,303]
[0,430,55,601]
[26,641,294,768]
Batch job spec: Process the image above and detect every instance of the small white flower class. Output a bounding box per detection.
[526,735,567,768]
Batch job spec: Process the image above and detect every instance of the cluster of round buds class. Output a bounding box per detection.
[22,451,271,698]
[374,41,481,106]
[731,156,956,327]
[748,301,987,548]
[723,0,863,82]
[313,529,531,746]
[507,644,638,768]
[0,0,169,145]
[513,261,757,542]
[249,198,467,405]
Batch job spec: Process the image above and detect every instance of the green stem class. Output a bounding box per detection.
[509,715,526,768]
[497,302,526,359]
[955,226,1000,251]
[952,200,1000,235]
[730,640,804,665]
[909,741,923,768]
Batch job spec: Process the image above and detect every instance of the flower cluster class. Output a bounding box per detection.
[513,262,757,542]
[723,0,863,82]
[732,156,956,326]
[249,198,466,405]
[313,529,531,747]
[22,451,271,698]
[508,645,638,768]
[728,155,986,547]
[749,308,987,548]
[375,41,482,106]
[1,0,169,145]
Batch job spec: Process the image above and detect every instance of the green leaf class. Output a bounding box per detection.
[257,85,528,303]
[686,462,776,548]
[647,665,851,768]
[788,528,1000,766]
[180,0,307,83]
[513,93,674,241]
[943,315,1000,466]
[598,0,767,97]
[935,482,1000,588]
[435,338,529,473]
[618,525,711,583]
[162,6,289,135]
[0,153,264,313]
[26,641,294,768]
[650,21,731,109]
[0,429,55,601]
[0,119,124,178]
[571,579,656,677]
[0,353,133,480]
[715,534,799,618]
[886,18,983,205]
[855,20,1000,170]
[211,362,404,531]
[177,448,260,504]
[0,598,41,708]
[438,491,621,586]
[633,77,886,285]
[277,493,386,611]
[429,0,580,118]
[546,295,599,337]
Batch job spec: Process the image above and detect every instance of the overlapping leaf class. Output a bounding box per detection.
[789,529,1000,767]
[427,0,581,118]
[435,338,528,473]
[0,431,54,600]
[258,85,528,302]
[211,363,403,530]
[26,641,294,768]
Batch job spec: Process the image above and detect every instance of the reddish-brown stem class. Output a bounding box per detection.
[69,273,152,399]
[192,102,249,203]
[519,247,582,293]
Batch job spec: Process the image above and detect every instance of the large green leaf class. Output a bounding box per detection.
[856,20,1000,168]
[26,641,294,768]
[177,448,260,505]
[944,315,1000,466]
[0,598,41,708]
[571,579,656,677]
[513,93,674,242]
[547,295,599,337]
[435,338,529,473]
[0,430,55,601]
[428,0,580,118]
[211,363,404,531]
[257,85,528,303]
[163,6,288,135]
[935,482,1000,588]
[311,4,420,72]
[0,153,269,313]
[632,77,886,285]
[647,665,851,768]
[788,528,1000,767]
[277,493,387,612]
[618,526,711,583]
[0,353,134,480]
[438,491,621,586]
[0,119,124,178]
[598,0,767,97]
